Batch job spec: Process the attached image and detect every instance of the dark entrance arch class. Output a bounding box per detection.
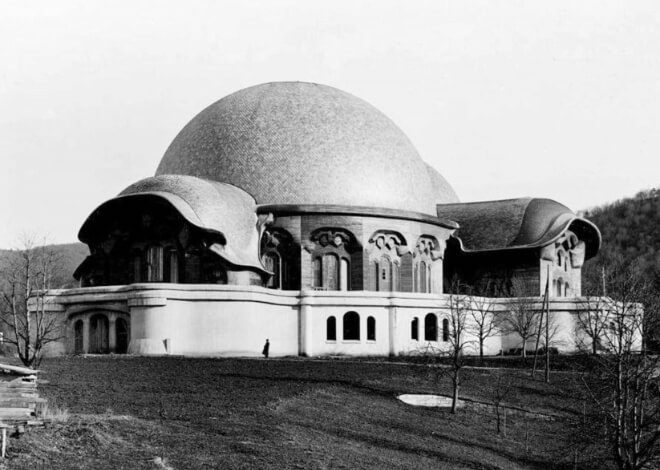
[89,314,109,354]
[115,318,129,354]
[74,320,84,354]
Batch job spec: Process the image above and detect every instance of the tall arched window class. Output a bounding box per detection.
[146,245,164,282]
[414,236,438,293]
[556,278,563,297]
[411,317,419,340]
[442,318,449,342]
[343,311,360,341]
[424,313,438,341]
[367,316,376,341]
[326,316,337,341]
[565,282,570,297]
[310,228,357,291]
[261,227,296,290]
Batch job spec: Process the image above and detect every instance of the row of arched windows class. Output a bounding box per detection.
[313,254,350,291]
[411,314,449,342]
[326,312,376,341]
[553,278,571,297]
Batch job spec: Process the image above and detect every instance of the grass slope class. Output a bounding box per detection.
[2,356,595,470]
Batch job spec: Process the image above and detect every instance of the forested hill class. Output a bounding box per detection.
[582,188,660,288]
[0,242,88,289]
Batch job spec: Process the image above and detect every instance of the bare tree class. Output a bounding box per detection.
[500,279,542,357]
[467,289,499,362]
[576,294,609,355]
[0,236,63,367]
[445,286,471,413]
[581,262,660,470]
[420,280,471,414]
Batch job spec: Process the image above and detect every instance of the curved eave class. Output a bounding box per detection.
[257,204,459,230]
[452,215,601,259]
[78,192,267,274]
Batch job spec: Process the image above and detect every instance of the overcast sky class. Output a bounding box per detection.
[1,1,659,248]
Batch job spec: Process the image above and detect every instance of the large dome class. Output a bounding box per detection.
[156,82,458,215]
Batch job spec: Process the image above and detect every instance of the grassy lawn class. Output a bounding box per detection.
[1,356,601,469]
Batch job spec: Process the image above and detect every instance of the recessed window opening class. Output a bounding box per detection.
[343,311,360,341]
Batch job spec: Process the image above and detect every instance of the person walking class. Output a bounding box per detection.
[262,339,270,358]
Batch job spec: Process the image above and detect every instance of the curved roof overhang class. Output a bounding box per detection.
[438,198,601,260]
[78,175,267,274]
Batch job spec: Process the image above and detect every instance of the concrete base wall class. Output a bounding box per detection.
[40,284,620,357]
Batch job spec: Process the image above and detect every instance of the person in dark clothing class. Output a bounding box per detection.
[262,339,270,358]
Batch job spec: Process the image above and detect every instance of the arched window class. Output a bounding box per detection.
[557,252,563,267]
[313,254,348,291]
[262,252,281,289]
[414,236,438,293]
[556,278,563,297]
[326,316,337,341]
[411,317,419,340]
[367,316,376,341]
[442,318,450,342]
[565,282,570,297]
[343,311,360,341]
[552,279,557,297]
[424,313,437,341]
[74,320,84,354]
[146,245,164,282]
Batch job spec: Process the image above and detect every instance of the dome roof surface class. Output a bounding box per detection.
[156,82,456,215]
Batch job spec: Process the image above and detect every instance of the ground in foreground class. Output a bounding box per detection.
[2,356,597,469]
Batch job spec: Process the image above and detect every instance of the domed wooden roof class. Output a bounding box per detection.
[156,82,457,215]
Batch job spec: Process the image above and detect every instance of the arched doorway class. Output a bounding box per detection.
[89,314,109,353]
[115,318,129,354]
[74,320,84,354]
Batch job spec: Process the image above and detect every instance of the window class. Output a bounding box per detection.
[74,320,84,354]
[313,254,349,291]
[340,258,349,291]
[131,252,141,283]
[565,282,570,297]
[424,313,437,341]
[146,245,164,282]
[378,256,392,291]
[556,278,563,297]
[169,249,178,283]
[442,318,449,342]
[411,317,419,340]
[326,316,336,341]
[343,311,360,341]
[392,262,400,292]
[262,252,281,289]
[367,316,376,341]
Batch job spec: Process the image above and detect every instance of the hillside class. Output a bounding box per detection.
[581,188,660,291]
[0,242,88,289]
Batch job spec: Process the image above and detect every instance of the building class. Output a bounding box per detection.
[45,82,601,357]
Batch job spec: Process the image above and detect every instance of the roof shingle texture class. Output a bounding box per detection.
[436,198,600,254]
[81,175,263,271]
[156,82,457,215]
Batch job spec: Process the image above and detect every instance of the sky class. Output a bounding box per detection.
[1,0,659,248]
